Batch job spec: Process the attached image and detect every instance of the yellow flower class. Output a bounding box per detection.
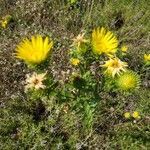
[102,57,128,77]
[1,15,12,28]
[70,58,80,66]
[1,20,8,28]
[132,111,140,119]
[121,45,128,52]
[124,112,130,119]
[25,72,47,91]
[144,54,150,61]
[116,71,140,91]
[92,27,118,55]
[15,35,53,64]
[72,33,88,48]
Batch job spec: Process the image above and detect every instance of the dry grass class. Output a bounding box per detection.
[0,0,150,149]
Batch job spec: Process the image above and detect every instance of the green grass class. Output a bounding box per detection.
[0,0,150,149]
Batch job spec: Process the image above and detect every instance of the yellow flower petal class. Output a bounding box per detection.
[15,35,53,64]
[92,27,118,55]
[102,57,128,77]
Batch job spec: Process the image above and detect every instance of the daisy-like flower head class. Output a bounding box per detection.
[15,35,53,65]
[70,58,80,66]
[102,57,128,77]
[25,72,46,91]
[72,33,88,48]
[116,71,141,91]
[92,27,118,55]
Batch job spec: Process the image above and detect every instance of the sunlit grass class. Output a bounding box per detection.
[0,0,150,149]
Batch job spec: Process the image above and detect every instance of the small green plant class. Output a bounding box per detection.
[12,25,146,148]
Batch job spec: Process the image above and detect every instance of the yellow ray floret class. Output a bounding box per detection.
[102,57,128,77]
[15,35,53,64]
[92,27,118,55]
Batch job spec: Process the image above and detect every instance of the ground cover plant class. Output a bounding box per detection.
[0,0,150,149]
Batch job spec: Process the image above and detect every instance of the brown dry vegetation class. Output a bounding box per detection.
[0,0,150,149]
